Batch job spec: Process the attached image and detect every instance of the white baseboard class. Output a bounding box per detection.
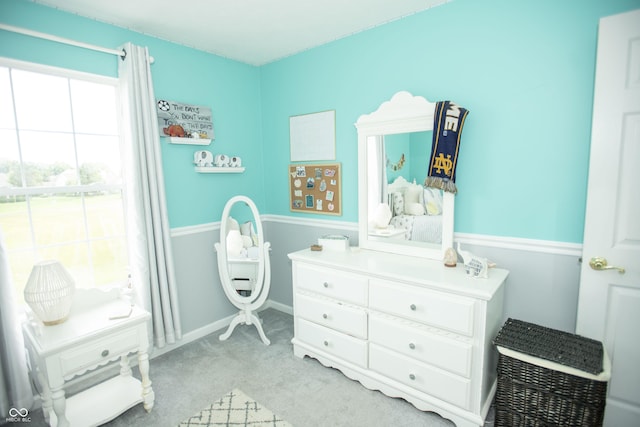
[263,299,293,315]
[150,312,234,359]
[150,299,293,359]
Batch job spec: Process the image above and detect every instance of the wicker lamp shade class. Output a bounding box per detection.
[24,260,75,325]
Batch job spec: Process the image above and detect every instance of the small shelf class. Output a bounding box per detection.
[166,137,212,146]
[48,376,143,427]
[195,166,245,173]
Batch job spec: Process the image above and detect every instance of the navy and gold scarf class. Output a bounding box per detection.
[424,101,469,194]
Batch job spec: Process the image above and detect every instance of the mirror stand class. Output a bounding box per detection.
[214,195,272,345]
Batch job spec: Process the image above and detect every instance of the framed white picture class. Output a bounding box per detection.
[289,110,336,161]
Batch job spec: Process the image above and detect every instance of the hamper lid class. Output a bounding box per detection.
[493,318,604,375]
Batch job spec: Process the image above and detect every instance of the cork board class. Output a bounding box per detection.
[289,163,341,215]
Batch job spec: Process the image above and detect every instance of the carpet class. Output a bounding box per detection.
[178,389,293,427]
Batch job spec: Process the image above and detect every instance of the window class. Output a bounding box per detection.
[0,60,129,303]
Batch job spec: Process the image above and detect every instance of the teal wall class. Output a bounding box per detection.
[261,0,640,243]
[0,0,265,229]
[2,0,638,243]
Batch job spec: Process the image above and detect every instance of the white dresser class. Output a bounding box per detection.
[288,247,508,427]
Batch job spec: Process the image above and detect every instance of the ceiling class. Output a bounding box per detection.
[31,0,449,66]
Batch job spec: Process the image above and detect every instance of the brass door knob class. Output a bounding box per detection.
[589,257,625,274]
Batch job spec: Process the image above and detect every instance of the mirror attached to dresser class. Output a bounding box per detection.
[355,91,454,260]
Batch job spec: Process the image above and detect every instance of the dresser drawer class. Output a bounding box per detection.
[296,293,367,339]
[294,263,368,305]
[369,313,472,378]
[297,318,367,368]
[370,343,471,410]
[58,327,141,378]
[369,280,475,336]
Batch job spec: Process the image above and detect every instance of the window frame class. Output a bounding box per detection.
[0,57,130,295]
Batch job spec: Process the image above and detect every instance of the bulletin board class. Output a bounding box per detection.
[289,163,341,215]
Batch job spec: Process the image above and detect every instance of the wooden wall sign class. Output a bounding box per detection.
[289,163,341,215]
[156,99,214,139]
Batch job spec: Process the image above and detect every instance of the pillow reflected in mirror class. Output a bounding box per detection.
[423,187,443,215]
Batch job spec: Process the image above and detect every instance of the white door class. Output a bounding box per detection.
[576,9,640,427]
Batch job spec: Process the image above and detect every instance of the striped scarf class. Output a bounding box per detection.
[424,101,469,194]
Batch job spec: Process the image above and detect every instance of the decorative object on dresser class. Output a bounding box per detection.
[215,195,272,345]
[457,243,494,279]
[22,288,154,427]
[289,248,508,427]
[444,247,458,267]
[23,260,75,325]
[317,234,350,251]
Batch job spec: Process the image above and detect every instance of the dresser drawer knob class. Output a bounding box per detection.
[409,374,416,381]
[101,349,109,357]
[323,282,329,288]
[322,313,328,319]
[410,304,416,311]
[323,340,329,347]
[409,342,415,350]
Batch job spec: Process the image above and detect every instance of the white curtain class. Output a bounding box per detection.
[118,43,182,348]
[0,227,34,415]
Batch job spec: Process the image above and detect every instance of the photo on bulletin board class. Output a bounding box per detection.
[289,163,341,215]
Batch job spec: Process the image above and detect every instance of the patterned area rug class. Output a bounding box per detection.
[178,389,292,427]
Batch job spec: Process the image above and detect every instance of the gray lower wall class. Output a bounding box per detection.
[171,218,582,343]
[456,242,581,333]
[265,219,360,309]
[171,227,237,334]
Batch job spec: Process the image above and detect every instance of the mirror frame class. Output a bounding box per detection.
[355,91,454,260]
[216,195,269,306]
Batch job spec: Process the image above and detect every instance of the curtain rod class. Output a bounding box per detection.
[0,23,153,62]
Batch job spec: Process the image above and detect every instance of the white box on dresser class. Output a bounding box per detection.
[288,247,508,427]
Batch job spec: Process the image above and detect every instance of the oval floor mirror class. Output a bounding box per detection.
[214,195,271,345]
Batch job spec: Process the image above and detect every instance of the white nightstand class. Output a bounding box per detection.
[22,289,154,427]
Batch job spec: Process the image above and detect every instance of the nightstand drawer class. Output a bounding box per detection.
[369,313,472,378]
[59,327,141,378]
[297,318,367,368]
[370,279,475,336]
[294,263,368,305]
[296,293,367,339]
[370,343,471,410]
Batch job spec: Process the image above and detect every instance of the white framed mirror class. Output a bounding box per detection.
[215,195,272,345]
[355,91,454,260]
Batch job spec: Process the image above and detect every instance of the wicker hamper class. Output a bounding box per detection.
[493,319,611,427]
